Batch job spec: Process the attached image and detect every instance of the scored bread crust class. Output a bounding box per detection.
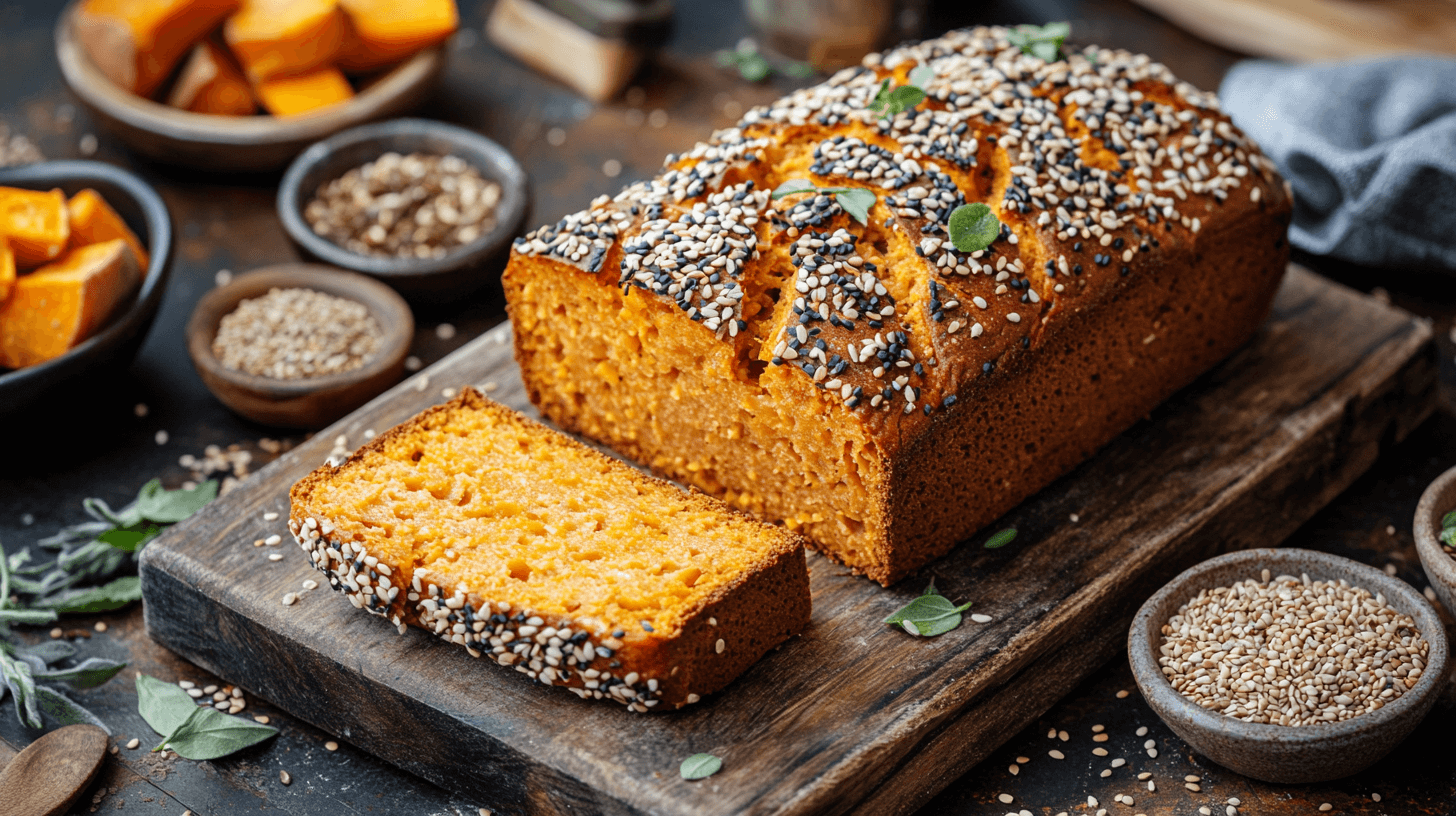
[504,26,1294,585]
[289,388,812,711]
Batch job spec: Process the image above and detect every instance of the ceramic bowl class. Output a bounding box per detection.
[0,160,173,418]
[186,263,413,428]
[55,1,446,173]
[1414,464,1456,619]
[1129,547,1448,783]
[276,118,529,302]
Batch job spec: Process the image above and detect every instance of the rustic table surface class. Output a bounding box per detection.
[1,1,1453,814]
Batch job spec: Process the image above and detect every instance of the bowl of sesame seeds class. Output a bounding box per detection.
[1414,464,1456,620]
[1128,547,1447,784]
[277,118,529,302]
[186,263,413,429]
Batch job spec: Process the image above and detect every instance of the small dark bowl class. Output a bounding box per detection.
[1414,464,1456,619]
[0,160,173,418]
[277,118,528,301]
[55,1,447,173]
[186,264,413,429]
[1129,547,1448,783]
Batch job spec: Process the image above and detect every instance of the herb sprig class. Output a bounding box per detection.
[715,38,814,83]
[1440,511,1456,547]
[983,527,1018,549]
[1007,22,1071,62]
[884,579,974,637]
[867,65,936,119]
[772,179,877,225]
[137,673,277,759]
[948,203,1002,254]
[680,752,723,780]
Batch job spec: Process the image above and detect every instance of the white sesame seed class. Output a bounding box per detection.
[280,770,292,785]
[265,534,281,546]
[325,741,339,751]
[1049,750,1065,759]
[998,794,1014,804]
[282,593,298,606]
[268,553,284,562]
[1008,764,1019,775]
[1135,726,1148,737]
[126,738,140,749]
[1319,805,1331,812]
[715,638,726,654]
[133,403,149,417]
[155,430,169,445]
[263,511,279,521]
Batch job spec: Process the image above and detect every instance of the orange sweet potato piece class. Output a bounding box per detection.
[74,0,241,97]
[166,38,257,116]
[67,189,151,270]
[336,0,458,72]
[0,239,14,304]
[0,239,140,369]
[255,67,354,117]
[224,0,347,82]
[0,187,70,269]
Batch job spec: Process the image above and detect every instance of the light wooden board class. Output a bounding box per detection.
[1130,0,1456,62]
[139,265,1435,816]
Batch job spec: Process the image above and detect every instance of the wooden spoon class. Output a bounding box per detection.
[0,724,108,816]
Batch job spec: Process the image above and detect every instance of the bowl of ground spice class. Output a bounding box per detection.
[1414,464,1456,620]
[278,118,528,301]
[187,264,413,428]
[1128,547,1447,784]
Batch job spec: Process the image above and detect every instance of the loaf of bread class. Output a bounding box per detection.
[504,27,1293,586]
[289,388,810,711]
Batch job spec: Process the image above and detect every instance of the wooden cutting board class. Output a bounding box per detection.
[139,265,1435,816]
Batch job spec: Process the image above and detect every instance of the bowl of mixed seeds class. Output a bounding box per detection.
[1128,547,1447,784]
[277,118,528,301]
[186,263,413,428]
[1414,464,1456,620]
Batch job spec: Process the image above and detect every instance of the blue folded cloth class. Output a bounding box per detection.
[1220,58,1456,272]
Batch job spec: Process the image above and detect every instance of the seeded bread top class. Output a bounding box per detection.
[510,26,1290,443]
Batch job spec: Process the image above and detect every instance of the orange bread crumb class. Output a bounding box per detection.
[67,189,150,270]
[74,0,240,97]
[166,39,257,116]
[336,0,458,72]
[0,186,70,269]
[0,239,140,369]
[255,66,354,116]
[224,0,346,82]
[289,388,810,710]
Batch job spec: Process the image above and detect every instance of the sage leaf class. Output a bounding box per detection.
[98,524,161,553]
[136,479,217,524]
[948,203,1001,253]
[34,685,110,733]
[0,608,58,625]
[833,188,876,225]
[983,528,1018,549]
[19,641,76,665]
[680,752,722,780]
[1,649,41,728]
[771,179,816,200]
[155,705,278,760]
[908,65,935,88]
[137,672,202,738]
[885,580,973,637]
[34,657,127,689]
[34,576,142,614]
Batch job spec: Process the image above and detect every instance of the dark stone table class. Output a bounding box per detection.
[2,0,1453,813]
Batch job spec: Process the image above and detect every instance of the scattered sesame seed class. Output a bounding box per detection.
[1137,773,1151,780]
[998,794,1014,804]
[1110,758,1125,767]
[1008,764,1019,775]
[79,133,97,155]
[279,770,292,785]
[1092,733,1109,742]
[1092,747,1108,757]
[1115,689,1128,698]
[155,430,169,445]
[1185,775,1200,782]
[442,387,459,399]
[187,688,204,698]
[265,535,282,546]
[1147,748,1158,758]
[49,628,63,639]
[254,715,270,724]
[405,355,423,371]
[1318,805,1331,812]
[126,738,139,749]
[134,403,149,417]
[325,741,339,751]
[1227,799,1241,807]
[302,579,318,590]
[1370,794,1380,802]
[264,512,279,521]
[203,685,217,694]
[94,621,108,633]
[1099,769,1111,778]
[282,592,298,605]
[1058,730,1069,741]
[436,323,457,340]
[179,681,195,689]
[1185,783,1201,792]
[1015,756,1029,764]
[269,553,285,562]
[1135,726,1148,737]
[1091,724,1105,733]
[1049,750,1065,759]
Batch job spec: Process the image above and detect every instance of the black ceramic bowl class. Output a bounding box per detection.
[0,160,173,417]
[277,119,528,302]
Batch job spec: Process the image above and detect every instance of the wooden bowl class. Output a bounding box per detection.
[1414,464,1456,619]
[186,264,413,428]
[277,118,529,301]
[54,1,447,173]
[0,160,174,418]
[1129,547,1448,783]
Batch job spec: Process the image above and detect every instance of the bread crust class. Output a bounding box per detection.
[289,388,812,710]
[504,27,1293,584]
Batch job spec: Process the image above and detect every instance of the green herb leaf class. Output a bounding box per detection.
[833,188,877,225]
[154,705,278,760]
[781,60,816,79]
[1441,527,1456,547]
[888,85,925,111]
[868,78,893,114]
[33,685,110,732]
[33,576,142,614]
[137,673,202,738]
[34,657,126,689]
[1007,22,1070,62]
[771,179,817,200]
[136,479,217,524]
[984,527,1018,549]
[19,642,76,665]
[98,524,161,553]
[680,753,723,780]
[0,608,58,625]
[884,580,973,637]
[908,65,935,88]
[0,649,41,728]
[948,203,1001,253]
[1441,511,1456,530]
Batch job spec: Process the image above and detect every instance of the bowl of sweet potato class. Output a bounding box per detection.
[55,0,457,173]
[0,161,173,416]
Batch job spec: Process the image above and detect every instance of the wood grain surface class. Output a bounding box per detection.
[138,265,1436,816]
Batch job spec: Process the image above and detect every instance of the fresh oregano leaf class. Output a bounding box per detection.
[984,528,1018,549]
[154,705,278,760]
[33,685,111,733]
[136,478,217,524]
[888,85,925,113]
[34,576,142,614]
[137,672,202,738]
[833,188,876,225]
[771,179,816,200]
[1007,22,1070,62]
[948,203,1001,253]
[908,65,935,88]
[34,657,127,689]
[680,753,723,780]
[885,580,973,637]
[867,78,893,114]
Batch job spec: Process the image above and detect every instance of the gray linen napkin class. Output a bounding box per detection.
[1220,58,1456,272]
